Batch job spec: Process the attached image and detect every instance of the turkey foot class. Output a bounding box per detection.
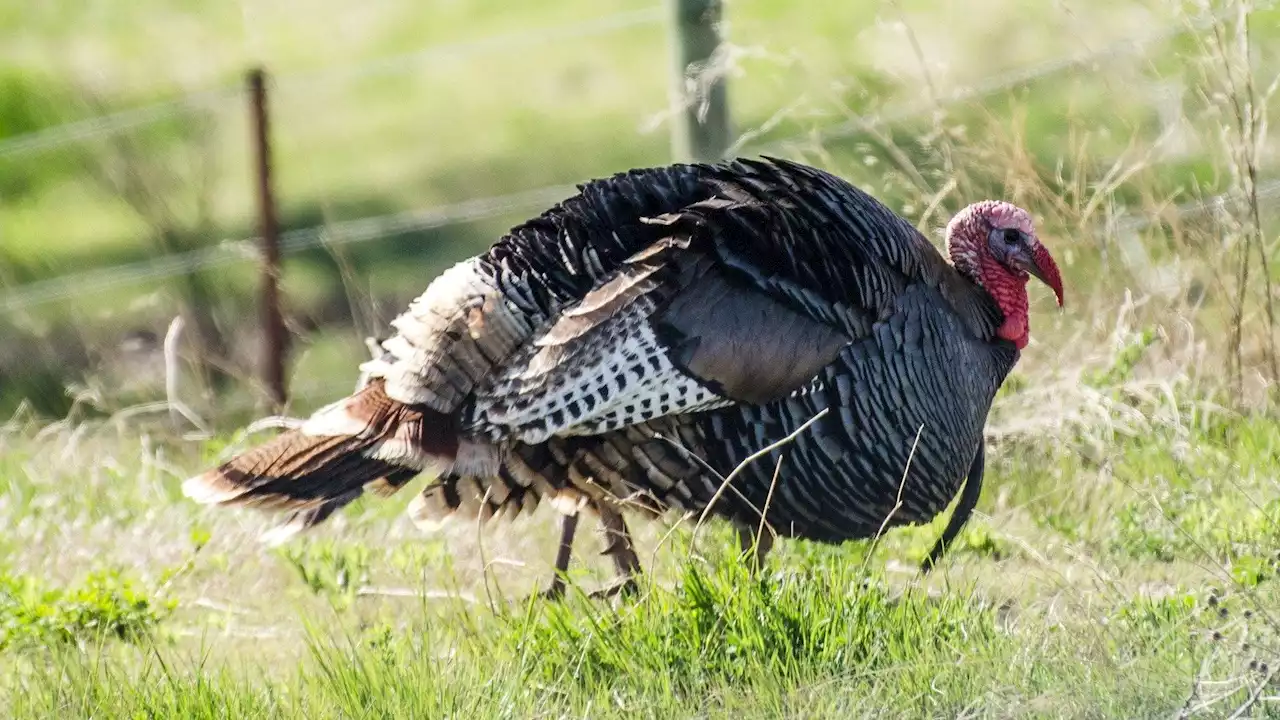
[589,576,639,599]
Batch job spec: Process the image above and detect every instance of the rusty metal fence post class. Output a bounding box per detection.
[247,67,288,409]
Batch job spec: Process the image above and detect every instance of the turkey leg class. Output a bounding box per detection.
[920,440,986,573]
[539,510,581,600]
[593,505,641,598]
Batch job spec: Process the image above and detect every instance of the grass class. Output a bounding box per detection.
[4,0,1280,716]
[3,346,1280,716]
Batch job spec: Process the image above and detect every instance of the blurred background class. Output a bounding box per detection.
[4,0,1277,425]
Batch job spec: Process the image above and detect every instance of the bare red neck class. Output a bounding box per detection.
[946,209,1034,350]
[977,257,1031,349]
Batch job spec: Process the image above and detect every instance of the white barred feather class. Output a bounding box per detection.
[468,302,727,445]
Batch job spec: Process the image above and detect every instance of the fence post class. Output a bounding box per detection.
[247,67,288,410]
[666,0,731,163]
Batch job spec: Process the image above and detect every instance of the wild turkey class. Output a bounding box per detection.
[184,156,1063,597]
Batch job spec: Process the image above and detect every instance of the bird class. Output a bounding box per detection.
[183,156,1063,598]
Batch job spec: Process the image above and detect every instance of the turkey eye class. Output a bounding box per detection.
[1002,228,1021,246]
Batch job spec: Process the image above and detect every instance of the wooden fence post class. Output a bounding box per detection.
[667,0,731,163]
[247,67,288,410]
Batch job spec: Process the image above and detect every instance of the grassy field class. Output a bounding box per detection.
[4,370,1280,717]
[4,0,1280,716]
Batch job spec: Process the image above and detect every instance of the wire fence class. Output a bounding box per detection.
[0,7,666,161]
[1,186,576,312]
[1116,179,1280,234]
[0,2,1273,317]
[753,0,1275,155]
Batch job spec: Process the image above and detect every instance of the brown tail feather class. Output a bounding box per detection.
[258,467,423,545]
[183,381,456,534]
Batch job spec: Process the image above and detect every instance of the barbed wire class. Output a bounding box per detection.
[0,7,664,160]
[5,166,1276,315]
[0,185,576,313]
[3,1,1255,162]
[2,3,1273,313]
[0,88,236,159]
[275,7,664,93]
[746,0,1273,155]
[1115,178,1280,234]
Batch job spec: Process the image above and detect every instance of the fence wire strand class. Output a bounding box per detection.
[0,186,576,312]
[749,0,1276,155]
[2,2,1276,314]
[0,7,665,160]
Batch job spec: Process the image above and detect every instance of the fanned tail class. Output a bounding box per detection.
[182,380,457,542]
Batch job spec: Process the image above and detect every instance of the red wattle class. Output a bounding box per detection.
[981,256,1030,349]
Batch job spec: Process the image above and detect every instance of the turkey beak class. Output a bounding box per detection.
[1017,244,1064,307]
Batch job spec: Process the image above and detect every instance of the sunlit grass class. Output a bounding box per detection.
[3,364,1280,716]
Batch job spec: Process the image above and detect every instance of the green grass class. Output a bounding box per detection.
[3,366,1280,716]
[0,567,175,652]
[13,570,1204,718]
